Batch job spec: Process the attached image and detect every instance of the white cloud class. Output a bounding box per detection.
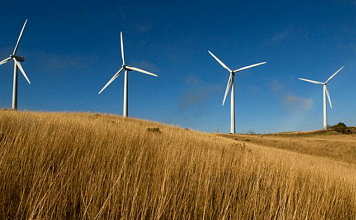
[284,95,313,111]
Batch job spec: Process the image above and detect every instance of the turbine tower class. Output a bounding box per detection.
[298,66,344,130]
[0,19,31,110]
[98,32,158,117]
[208,50,267,134]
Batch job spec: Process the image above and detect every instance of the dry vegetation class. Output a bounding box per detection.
[220,131,356,164]
[0,110,355,219]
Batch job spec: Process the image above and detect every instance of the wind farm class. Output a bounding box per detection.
[0,1,356,219]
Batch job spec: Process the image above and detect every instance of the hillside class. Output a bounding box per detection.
[0,110,355,219]
[219,129,356,164]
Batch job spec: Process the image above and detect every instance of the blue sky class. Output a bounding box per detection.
[0,0,355,133]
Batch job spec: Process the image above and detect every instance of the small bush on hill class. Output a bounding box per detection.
[330,122,352,134]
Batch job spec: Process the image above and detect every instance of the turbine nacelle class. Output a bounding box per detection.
[11,55,25,62]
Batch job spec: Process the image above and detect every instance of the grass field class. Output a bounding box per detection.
[0,110,355,219]
[219,130,356,164]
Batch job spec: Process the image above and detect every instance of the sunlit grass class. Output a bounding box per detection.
[0,110,355,219]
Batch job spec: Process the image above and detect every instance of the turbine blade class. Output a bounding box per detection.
[233,61,267,73]
[222,74,233,105]
[125,66,158,77]
[208,50,231,72]
[98,67,123,94]
[325,86,332,109]
[0,57,12,65]
[15,59,31,84]
[120,32,125,65]
[325,66,344,84]
[13,19,28,55]
[298,78,323,85]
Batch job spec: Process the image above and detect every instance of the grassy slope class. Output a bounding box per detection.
[0,110,355,219]
[219,131,356,164]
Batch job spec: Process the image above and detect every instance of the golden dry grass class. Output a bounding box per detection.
[221,132,356,164]
[0,110,355,219]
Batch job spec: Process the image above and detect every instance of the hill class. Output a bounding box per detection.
[0,110,355,219]
[219,128,356,164]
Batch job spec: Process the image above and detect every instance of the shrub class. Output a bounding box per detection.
[330,122,352,134]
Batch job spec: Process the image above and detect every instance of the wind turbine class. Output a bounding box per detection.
[298,66,344,130]
[98,32,158,117]
[0,19,31,110]
[208,50,267,134]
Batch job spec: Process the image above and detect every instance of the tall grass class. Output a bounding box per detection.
[0,110,355,219]
[222,133,356,164]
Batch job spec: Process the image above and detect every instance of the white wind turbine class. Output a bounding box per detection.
[298,66,344,130]
[208,50,267,134]
[98,32,158,117]
[0,19,31,110]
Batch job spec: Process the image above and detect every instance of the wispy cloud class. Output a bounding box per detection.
[268,79,284,92]
[135,23,152,33]
[132,60,160,73]
[283,95,313,111]
[26,50,98,74]
[271,29,291,42]
[179,75,221,110]
[0,47,96,76]
[40,54,89,71]
[339,42,356,54]
[268,26,310,45]
[268,79,313,112]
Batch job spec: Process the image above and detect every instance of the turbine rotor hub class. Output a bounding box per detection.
[11,55,25,62]
[123,65,132,71]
